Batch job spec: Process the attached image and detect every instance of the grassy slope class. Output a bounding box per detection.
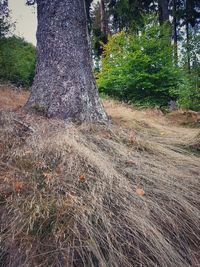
[0,85,200,267]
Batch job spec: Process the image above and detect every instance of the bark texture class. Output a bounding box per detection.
[25,0,108,122]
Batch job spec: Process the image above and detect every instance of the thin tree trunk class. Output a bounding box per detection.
[100,0,107,36]
[158,0,169,24]
[185,0,191,72]
[186,21,191,72]
[173,0,178,65]
[25,0,108,123]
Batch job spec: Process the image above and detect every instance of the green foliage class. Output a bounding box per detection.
[97,17,182,107]
[177,73,200,111]
[177,30,200,110]
[0,36,36,87]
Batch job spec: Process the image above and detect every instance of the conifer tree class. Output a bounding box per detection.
[25,0,108,122]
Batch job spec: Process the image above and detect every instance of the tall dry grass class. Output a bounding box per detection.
[0,84,28,111]
[0,103,200,267]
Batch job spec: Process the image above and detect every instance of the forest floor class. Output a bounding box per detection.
[0,84,200,267]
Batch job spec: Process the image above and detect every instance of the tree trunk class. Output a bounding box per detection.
[25,0,108,123]
[173,0,178,65]
[185,20,191,72]
[158,0,169,24]
[100,0,107,36]
[185,0,191,73]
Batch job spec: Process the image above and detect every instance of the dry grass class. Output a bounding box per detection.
[0,87,200,267]
[104,99,199,145]
[167,110,200,127]
[185,132,200,153]
[0,84,29,111]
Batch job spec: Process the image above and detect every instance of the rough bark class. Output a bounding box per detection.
[158,0,169,24]
[25,0,108,123]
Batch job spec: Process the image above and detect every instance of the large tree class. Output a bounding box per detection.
[25,0,108,122]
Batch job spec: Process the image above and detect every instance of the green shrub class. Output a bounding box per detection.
[178,32,200,111]
[177,73,200,111]
[0,36,36,87]
[97,17,183,108]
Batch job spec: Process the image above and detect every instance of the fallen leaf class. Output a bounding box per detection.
[136,188,145,196]
[13,181,25,192]
[79,175,85,182]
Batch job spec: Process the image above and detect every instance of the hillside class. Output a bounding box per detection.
[0,85,200,267]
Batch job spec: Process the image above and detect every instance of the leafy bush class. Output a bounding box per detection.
[0,36,36,87]
[97,17,183,108]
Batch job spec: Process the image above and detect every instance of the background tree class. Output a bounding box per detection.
[0,0,8,18]
[0,0,199,111]
[172,0,178,65]
[100,0,107,35]
[97,17,181,107]
[0,36,36,86]
[171,0,200,70]
[92,0,108,63]
[0,0,12,38]
[158,0,169,24]
[183,0,200,72]
[107,0,153,32]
